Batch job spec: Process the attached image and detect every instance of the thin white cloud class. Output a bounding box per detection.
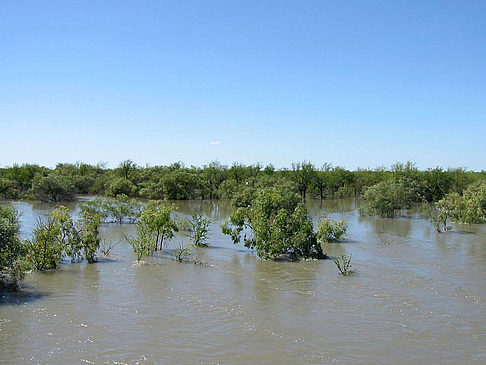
[210,141,221,145]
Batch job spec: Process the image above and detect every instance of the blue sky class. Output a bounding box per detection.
[1,0,485,170]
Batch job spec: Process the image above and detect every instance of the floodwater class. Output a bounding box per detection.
[1,199,486,364]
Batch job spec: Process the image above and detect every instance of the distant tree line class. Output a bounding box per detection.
[1,160,484,204]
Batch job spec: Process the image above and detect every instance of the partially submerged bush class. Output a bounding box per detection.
[430,181,486,229]
[333,254,355,275]
[79,195,141,224]
[317,216,347,242]
[0,204,28,288]
[187,213,211,246]
[360,178,422,217]
[127,201,178,260]
[221,187,325,260]
[172,242,191,262]
[27,206,102,270]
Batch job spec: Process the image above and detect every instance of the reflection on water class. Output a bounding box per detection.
[1,199,486,364]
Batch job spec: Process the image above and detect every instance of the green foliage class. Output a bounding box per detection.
[79,195,141,224]
[172,242,192,262]
[27,215,66,270]
[187,213,211,246]
[0,204,27,288]
[32,174,76,202]
[221,187,325,260]
[139,201,179,250]
[359,178,422,217]
[457,180,486,223]
[79,212,101,263]
[292,161,316,201]
[0,160,483,205]
[434,180,486,225]
[127,201,179,260]
[333,254,355,275]
[27,206,102,269]
[105,177,137,197]
[317,216,348,242]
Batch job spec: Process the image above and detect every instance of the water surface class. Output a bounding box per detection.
[1,199,485,364]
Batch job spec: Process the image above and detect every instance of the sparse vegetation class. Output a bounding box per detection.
[187,213,211,246]
[172,242,191,262]
[333,254,355,275]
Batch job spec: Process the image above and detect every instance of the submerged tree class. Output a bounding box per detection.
[187,213,211,246]
[127,201,179,261]
[359,178,422,218]
[27,206,102,270]
[0,204,27,288]
[221,187,325,260]
[317,216,348,242]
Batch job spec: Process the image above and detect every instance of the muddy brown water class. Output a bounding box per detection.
[1,199,485,364]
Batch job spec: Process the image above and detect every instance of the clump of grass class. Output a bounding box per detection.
[99,238,119,256]
[172,243,191,262]
[333,254,355,275]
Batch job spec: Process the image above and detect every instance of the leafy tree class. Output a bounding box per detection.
[32,174,76,202]
[201,161,227,199]
[118,159,136,180]
[359,178,422,217]
[79,212,101,263]
[27,215,66,270]
[221,187,325,260]
[317,216,348,242]
[449,180,486,224]
[105,177,137,197]
[79,195,141,224]
[187,213,211,246]
[27,206,102,269]
[0,204,27,288]
[292,161,316,201]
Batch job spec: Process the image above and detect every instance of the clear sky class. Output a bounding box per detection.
[1,0,485,170]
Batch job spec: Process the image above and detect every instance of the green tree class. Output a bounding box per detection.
[359,178,422,218]
[221,187,325,260]
[292,161,316,201]
[127,201,179,260]
[317,216,348,242]
[187,213,211,246]
[79,212,102,263]
[32,174,76,202]
[0,204,27,288]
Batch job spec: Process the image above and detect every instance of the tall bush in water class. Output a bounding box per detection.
[359,178,422,217]
[127,201,178,260]
[221,187,325,260]
[0,204,27,288]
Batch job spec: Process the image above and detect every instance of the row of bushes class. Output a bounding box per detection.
[1,160,484,203]
[0,204,101,288]
[1,190,349,288]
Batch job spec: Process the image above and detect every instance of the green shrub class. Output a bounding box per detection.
[333,254,355,275]
[0,204,28,288]
[79,195,141,224]
[187,213,211,246]
[126,201,178,260]
[27,206,102,269]
[221,187,325,260]
[32,174,75,202]
[317,216,347,242]
[172,242,191,262]
[359,178,422,217]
